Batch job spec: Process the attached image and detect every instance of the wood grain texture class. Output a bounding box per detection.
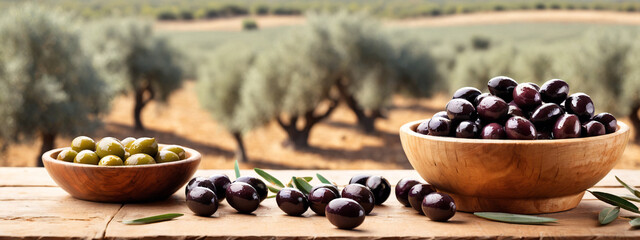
[41,145,201,203]
[400,119,631,214]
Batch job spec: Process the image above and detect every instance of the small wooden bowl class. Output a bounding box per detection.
[400,119,630,214]
[42,145,201,203]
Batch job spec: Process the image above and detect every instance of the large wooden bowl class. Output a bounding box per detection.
[42,145,201,203]
[400,119,630,214]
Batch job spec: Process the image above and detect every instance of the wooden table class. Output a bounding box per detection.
[1,168,640,239]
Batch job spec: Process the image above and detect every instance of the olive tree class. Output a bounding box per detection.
[196,45,267,162]
[0,4,111,166]
[623,42,640,142]
[450,45,518,91]
[83,19,183,131]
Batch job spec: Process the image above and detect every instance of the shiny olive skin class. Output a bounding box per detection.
[524,82,540,91]
[582,120,606,137]
[593,112,618,133]
[474,93,491,107]
[540,79,569,104]
[445,99,475,121]
[366,176,391,205]
[325,198,366,230]
[57,149,77,162]
[308,187,338,216]
[563,93,595,122]
[395,178,420,207]
[422,192,456,222]
[452,87,482,104]
[536,130,553,140]
[155,150,180,163]
[99,155,124,166]
[74,150,99,165]
[408,184,436,214]
[276,188,309,216]
[487,76,518,102]
[234,176,268,202]
[186,176,217,196]
[530,103,564,130]
[120,137,136,149]
[512,83,542,110]
[427,117,452,136]
[186,187,219,216]
[162,145,187,160]
[505,116,537,140]
[349,174,371,186]
[341,184,375,215]
[226,182,260,214]
[416,120,429,135]
[553,114,582,139]
[127,137,159,157]
[208,174,231,201]
[508,104,525,118]
[71,136,96,152]
[96,137,126,159]
[124,153,156,165]
[310,184,341,198]
[481,123,506,139]
[477,96,508,123]
[455,121,480,138]
[433,111,450,120]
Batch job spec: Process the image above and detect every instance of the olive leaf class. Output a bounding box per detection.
[474,212,557,225]
[267,185,281,193]
[292,176,313,195]
[599,207,620,225]
[623,195,640,203]
[254,168,285,188]
[616,176,640,198]
[302,176,313,182]
[630,218,640,228]
[266,195,276,199]
[121,213,183,225]
[316,173,333,185]
[589,191,640,213]
[234,160,241,179]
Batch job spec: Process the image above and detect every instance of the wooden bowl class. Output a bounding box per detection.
[400,119,630,214]
[42,145,201,203]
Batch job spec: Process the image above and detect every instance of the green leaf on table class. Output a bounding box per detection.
[473,212,557,225]
[589,191,640,213]
[267,185,281,193]
[302,176,313,182]
[316,173,333,185]
[234,160,241,179]
[286,179,293,188]
[266,195,276,199]
[623,195,640,203]
[630,218,640,228]
[121,213,183,225]
[616,176,640,198]
[254,168,285,188]
[292,176,313,195]
[598,207,620,225]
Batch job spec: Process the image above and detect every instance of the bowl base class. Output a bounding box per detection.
[445,191,585,214]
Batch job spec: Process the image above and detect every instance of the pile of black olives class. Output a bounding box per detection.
[185,175,269,216]
[417,77,618,140]
[395,178,456,222]
[56,136,187,166]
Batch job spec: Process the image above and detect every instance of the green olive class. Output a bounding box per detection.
[74,150,99,165]
[124,151,131,160]
[95,137,126,159]
[161,145,186,160]
[126,137,158,157]
[71,136,96,152]
[124,153,156,165]
[98,155,124,166]
[155,150,180,163]
[56,149,77,162]
[121,137,136,149]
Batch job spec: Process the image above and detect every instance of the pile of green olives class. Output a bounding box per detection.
[56,136,187,166]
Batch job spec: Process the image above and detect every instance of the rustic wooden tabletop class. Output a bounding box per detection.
[1,168,640,239]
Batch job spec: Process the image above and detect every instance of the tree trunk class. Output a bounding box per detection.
[277,99,339,150]
[133,81,155,131]
[336,81,381,134]
[232,132,248,163]
[630,103,640,143]
[37,132,56,167]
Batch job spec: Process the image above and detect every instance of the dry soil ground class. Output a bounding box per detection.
[3,10,640,169]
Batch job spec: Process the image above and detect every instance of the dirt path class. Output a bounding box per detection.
[155,10,640,32]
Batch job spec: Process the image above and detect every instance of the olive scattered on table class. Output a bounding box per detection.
[421,192,456,222]
[325,198,366,230]
[234,176,268,202]
[408,184,436,214]
[395,178,420,207]
[276,188,309,216]
[186,187,219,217]
[225,182,261,214]
[341,184,375,215]
[309,187,338,216]
[365,176,391,205]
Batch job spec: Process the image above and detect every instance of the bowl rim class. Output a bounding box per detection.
[42,144,201,169]
[400,119,630,144]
